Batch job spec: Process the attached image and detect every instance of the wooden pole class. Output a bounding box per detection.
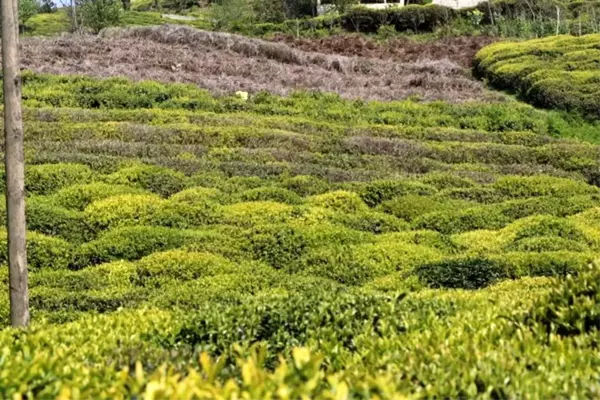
[1,0,29,327]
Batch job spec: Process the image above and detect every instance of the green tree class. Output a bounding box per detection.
[19,0,41,32]
[78,0,122,33]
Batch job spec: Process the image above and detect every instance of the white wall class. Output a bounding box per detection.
[432,0,484,9]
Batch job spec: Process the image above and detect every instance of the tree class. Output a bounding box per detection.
[39,0,57,13]
[78,0,122,33]
[18,0,40,33]
[1,0,30,328]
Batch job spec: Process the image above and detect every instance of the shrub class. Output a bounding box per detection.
[523,260,600,337]
[32,260,136,292]
[52,183,148,210]
[169,187,224,204]
[416,256,509,289]
[341,4,456,33]
[501,251,594,278]
[381,195,467,222]
[26,163,94,195]
[72,226,198,268]
[245,223,368,271]
[85,194,222,231]
[104,164,187,197]
[26,197,93,243]
[329,210,409,233]
[246,224,309,270]
[413,205,509,234]
[221,201,296,227]
[0,230,72,270]
[135,250,237,285]
[503,215,588,243]
[420,172,475,190]
[308,191,368,213]
[239,187,303,205]
[282,175,329,196]
[174,290,405,363]
[361,180,437,207]
[84,194,164,231]
[492,175,598,199]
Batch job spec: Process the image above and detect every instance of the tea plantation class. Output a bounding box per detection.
[475,34,600,120]
[1,71,600,398]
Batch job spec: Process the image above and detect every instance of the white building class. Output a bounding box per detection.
[432,0,484,9]
[317,0,484,14]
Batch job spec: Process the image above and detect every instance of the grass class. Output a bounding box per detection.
[24,10,71,37]
[0,71,598,397]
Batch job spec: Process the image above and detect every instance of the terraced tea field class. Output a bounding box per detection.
[0,60,598,397]
[0,4,599,391]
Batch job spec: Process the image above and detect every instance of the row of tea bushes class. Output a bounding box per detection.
[475,34,600,120]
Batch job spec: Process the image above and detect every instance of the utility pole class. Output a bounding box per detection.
[1,0,30,327]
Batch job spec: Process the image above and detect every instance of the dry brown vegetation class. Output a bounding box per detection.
[20,25,502,102]
[270,34,499,69]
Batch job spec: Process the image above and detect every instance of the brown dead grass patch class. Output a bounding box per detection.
[20,25,502,102]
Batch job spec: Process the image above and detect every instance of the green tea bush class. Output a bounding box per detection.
[239,187,303,205]
[492,175,599,198]
[329,210,409,233]
[52,182,148,210]
[135,250,237,285]
[169,187,224,204]
[104,164,187,197]
[175,290,406,360]
[72,226,199,268]
[308,190,368,213]
[245,223,368,270]
[419,172,476,190]
[361,180,437,207]
[84,194,165,231]
[474,34,600,119]
[523,260,600,336]
[26,197,94,243]
[25,163,94,195]
[381,195,469,222]
[341,4,456,33]
[0,230,72,270]
[282,175,329,196]
[32,260,136,292]
[501,251,594,278]
[417,256,509,289]
[221,201,297,227]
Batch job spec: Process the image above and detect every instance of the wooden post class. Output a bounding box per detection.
[1,0,29,328]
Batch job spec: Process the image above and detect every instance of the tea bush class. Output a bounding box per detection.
[25,163,94,195]
[475,34,600,119]
[0,230,72,270]
[135,250,237,284]
[52,182,149,210]
[103,164,188,197]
